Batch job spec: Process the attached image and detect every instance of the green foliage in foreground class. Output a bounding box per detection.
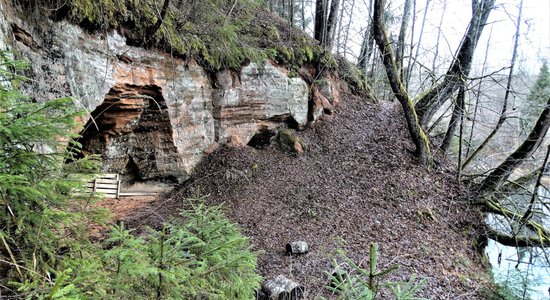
[41,202,261,300]
[0,51,104,289]
[322,244,428,300]
[0,52,261,298]
[15,203,261,299]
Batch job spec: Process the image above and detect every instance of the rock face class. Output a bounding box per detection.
[78,84,187,181]
[213,64,309,146]
[0,1,10,52]
[0,5,340,182]
[7,22,216,182]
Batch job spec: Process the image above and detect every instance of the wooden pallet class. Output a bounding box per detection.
[87,173,121,199]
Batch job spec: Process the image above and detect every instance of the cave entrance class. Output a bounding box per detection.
[74,83,182,185]
[247,129,276,149]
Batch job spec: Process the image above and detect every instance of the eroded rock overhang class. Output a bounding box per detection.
[3,15,341,183]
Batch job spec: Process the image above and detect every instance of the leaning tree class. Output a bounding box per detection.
[372,0,550,249]
[370,0,495,164]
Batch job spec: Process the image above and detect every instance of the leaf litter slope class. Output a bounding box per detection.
[127,94,490,299]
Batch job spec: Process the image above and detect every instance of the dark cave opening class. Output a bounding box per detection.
[122,156,141,185]
[72,83,182,183]
[248,129,277,149]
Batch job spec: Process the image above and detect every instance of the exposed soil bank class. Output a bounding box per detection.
[122,95,491,299]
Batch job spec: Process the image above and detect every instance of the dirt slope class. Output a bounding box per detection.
[125,95,491,299]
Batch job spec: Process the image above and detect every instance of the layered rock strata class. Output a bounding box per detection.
[0,7,342,182]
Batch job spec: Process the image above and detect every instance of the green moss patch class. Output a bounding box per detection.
[276,128,305,154]
[15,0,370,96]
[16,0,323,71]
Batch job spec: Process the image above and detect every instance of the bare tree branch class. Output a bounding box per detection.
[486,228,550,247]
[476,96,550,196]
[414,0,495,128]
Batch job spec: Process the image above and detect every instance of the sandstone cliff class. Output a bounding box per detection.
[0,0,351,183]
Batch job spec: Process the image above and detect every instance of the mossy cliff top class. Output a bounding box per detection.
[13,0,316,70]
[12,0,368,94]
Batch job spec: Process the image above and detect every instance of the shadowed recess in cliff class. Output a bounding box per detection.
[247,129,276,149]
[76,83,185,183]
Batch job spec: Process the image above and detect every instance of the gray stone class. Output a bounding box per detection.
[0,5,339,182]
[213,62,309,145]
[10,19,215,181]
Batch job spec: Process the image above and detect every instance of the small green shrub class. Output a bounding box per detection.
[0,51,105,293]
[97,201,261,300]
[386,274,429,300]
[14,201,262,299]
[323,244,428,300]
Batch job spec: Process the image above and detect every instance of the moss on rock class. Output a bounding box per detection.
[15,0,327,72]
[14,0,370,98]
[276,129,305,154]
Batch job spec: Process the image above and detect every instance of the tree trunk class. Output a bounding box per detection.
[431,0,446,84]
[483,198,550,247]
[462,0,522,169]
[290,0,295,25]
[500,166,543,194]
[395,0,412,80]
[357,0,373,71]
[301,0,306,30]
[414,0,495,128]
[481,142,550,248]
[325,0,341,49]
[457,96,465,181]
[406,0,429,89]
[357,24,372,70]
[465,25,493,160]
[314,0,327,43]
[519,144,550,224]
[440,83,466,154]
[336,0,346,54]
[486,228,550,247]
[372,0,431,164]
[342,0,356,57]
[145,0,171,39]
[475,96,550,196]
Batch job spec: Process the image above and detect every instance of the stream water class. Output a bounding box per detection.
[485,189,550,299]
